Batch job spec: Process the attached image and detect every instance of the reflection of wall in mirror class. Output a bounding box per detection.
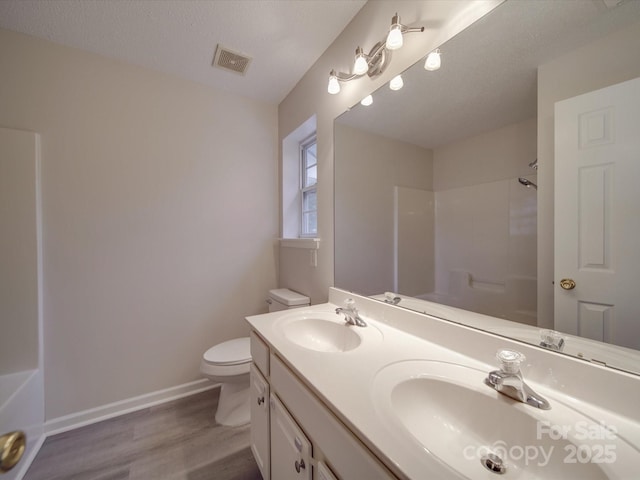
[334,124,433,296]
[335,117,537,324]
[394,185,434,297]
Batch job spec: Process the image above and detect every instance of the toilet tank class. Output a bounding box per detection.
[268,288,310,312]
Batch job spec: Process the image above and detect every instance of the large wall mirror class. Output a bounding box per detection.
[335,0,640,374]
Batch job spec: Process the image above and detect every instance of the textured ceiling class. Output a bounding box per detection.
[336,0,640,150]
[0,0,366,104]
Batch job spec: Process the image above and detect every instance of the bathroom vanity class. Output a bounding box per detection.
[246,288,640,479]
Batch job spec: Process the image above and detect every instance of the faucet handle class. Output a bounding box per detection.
[540,329,565,350]
[496,350,525,374]
[344,298,356,311]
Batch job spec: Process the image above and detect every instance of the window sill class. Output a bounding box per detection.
[279,238,320,249]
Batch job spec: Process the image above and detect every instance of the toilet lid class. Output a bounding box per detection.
[203,337,251,366]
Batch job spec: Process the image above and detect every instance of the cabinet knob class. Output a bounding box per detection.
[257,396,265,405]
[295,459,306,473]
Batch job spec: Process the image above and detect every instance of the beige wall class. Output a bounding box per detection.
[278,0,502,304]
[537,20,640,328]
[0,28,278,419]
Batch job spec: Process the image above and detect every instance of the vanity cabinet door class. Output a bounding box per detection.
[270,393,312,480]
[250,364,270,480]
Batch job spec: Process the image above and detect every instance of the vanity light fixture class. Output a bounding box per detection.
[360,94,373,106]
[424,49,441,71]
[389,74,404,91]
[327,13,424,95]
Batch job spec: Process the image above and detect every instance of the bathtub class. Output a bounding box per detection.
[0,369,44,480]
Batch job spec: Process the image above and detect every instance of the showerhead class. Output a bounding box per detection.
[529,159,538,170]
[518,177,538,190]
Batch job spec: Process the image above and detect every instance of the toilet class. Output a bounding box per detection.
[200,288,310,426]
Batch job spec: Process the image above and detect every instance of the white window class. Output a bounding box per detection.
[282,115,317,240]
[300,135,317,237]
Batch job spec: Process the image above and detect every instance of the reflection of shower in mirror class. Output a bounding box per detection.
[518,177,537,190]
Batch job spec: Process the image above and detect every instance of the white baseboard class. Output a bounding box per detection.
[45,379,219,436]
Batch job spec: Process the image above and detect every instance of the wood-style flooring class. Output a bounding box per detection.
[24,387,262,480]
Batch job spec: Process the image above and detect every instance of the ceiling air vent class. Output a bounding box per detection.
[213,45,252,75]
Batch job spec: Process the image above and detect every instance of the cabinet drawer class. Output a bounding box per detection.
[270,353,397,480]
[250,330,269,376]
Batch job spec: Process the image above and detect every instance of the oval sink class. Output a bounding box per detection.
[373,360,637,479]
[274,310,383,353]
[283,318,361,352]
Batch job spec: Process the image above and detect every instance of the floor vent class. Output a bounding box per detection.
[212,45,252,75]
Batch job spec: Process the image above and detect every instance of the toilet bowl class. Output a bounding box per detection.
[200,288,310,426]
[200,337,252,426]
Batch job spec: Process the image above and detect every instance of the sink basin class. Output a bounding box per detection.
[273,309,383,353]
[282,317,361,352]
[373,360,637,479]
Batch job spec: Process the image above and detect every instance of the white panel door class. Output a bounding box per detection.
[270,393,312,480]
[250,364,270,480]
[554,76,640,350]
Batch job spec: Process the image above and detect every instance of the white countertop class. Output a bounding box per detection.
[246,288,640,479]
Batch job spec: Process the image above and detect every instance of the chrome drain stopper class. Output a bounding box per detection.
[481,453,507,474]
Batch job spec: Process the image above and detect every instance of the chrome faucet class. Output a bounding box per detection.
[335,299,367,327]
[485,350,551,410]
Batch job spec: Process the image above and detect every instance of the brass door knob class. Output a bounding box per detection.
[560,278,576,290]
[0,430,26,473]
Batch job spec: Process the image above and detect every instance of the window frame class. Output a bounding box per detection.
[299,134,318,238]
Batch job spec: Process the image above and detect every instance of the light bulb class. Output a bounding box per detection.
[327,70,340,95]
[360,95,373,106]
[385,14,403,50]
[424,49,441,71]
[389,74,403,91]
[353,47,368,75]
[386,26,403,50]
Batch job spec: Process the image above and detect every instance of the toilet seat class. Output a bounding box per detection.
[202,337,251,366]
